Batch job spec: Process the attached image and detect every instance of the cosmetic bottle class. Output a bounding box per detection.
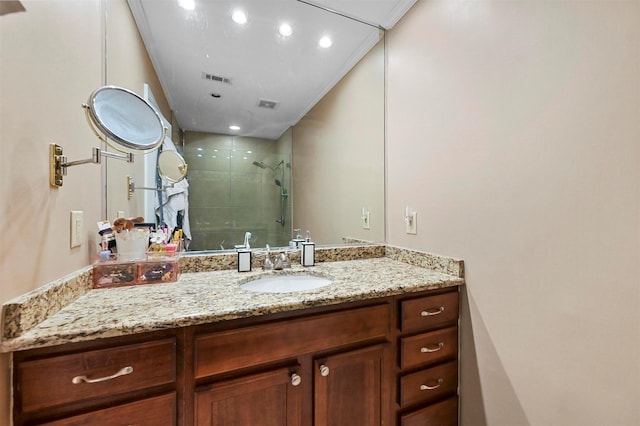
[301,230,315,267]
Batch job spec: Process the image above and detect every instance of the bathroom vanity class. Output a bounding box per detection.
[3,248,464,425]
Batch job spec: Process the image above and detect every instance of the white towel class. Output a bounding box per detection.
[155,137,191,244]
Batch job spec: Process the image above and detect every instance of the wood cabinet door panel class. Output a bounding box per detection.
[314,344,385,426]
[400,396,458,426]
[400,361,457,407]
[195,304,389,378]
[41,393,176,426]
[401,291,458,333]
[194,366,302,426]
[17,339,176,413]
[400,326,457,370]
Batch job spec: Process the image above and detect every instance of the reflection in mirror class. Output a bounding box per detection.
[107,0,392,252]
[158,150,188,183]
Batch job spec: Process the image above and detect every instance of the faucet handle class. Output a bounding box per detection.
[280,252,291,269]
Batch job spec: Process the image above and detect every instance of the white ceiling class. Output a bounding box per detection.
[128,0,415,140]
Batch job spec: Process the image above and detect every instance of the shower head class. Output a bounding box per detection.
[275,178,282,187]
[252,161,268,169]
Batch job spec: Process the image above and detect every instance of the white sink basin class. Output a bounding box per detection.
[241,274,332,293]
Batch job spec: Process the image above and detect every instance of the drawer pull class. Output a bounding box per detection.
[420,378,444,391]
[71,366,133,384]
[319,364,330,377]
[421,307,445,316]
[420,342,444,353]
[291,373,302,386]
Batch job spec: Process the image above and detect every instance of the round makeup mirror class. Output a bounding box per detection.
[158,150,188,183]
[84,85,166,152]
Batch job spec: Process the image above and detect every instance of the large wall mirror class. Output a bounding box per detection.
[105,0,412,252]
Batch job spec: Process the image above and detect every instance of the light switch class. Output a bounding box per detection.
[70,211,83,248]
[405,211,417,235]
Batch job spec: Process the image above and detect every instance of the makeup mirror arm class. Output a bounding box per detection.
[50,144,133,187]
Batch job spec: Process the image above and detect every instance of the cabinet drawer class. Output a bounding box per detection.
[17,338,176,413]
[41,393,176,426]
[400,291,458,333]
[195,304,389,378]
[400,396,458,426]
[400,361,457,407]
[400,326,457,370]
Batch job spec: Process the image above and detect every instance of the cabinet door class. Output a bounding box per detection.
[314,344,385,426]
[194,366,302,426]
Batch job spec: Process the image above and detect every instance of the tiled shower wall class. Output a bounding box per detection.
[184,132,291,251]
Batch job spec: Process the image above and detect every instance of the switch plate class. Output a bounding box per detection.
[117,211,125,218]
[362,212,370,229]
[70,211,83,248]
[405,212,417,234]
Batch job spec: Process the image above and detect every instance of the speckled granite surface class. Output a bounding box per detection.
[1,266,93,340]
[1,245,464,353]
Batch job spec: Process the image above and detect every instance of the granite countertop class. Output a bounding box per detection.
[0,254,464,353]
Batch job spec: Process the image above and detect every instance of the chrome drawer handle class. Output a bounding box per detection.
[420,378,443,391]
[421,307,445,316]
[72,366,133,384]
[420,342,444,353]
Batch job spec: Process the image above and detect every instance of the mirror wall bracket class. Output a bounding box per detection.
[126,175,174,200]
[49,143,133,188]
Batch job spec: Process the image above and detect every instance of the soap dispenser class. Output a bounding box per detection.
[301,230,315,267]
[290,228,305,248]
[237,231,252,272]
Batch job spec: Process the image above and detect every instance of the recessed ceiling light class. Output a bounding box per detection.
[232,10,247,24]
[178,0,195,11]
[318,36,332,48]
[229,125,240,131]
[279,23,293,37]
[197,154,203,158]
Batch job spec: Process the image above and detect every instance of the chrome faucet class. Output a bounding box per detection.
[273,252,290,270]
[234,231,252,250]
[263,244,274,270]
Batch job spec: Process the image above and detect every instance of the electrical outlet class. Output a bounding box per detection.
[405,212,417,234]
[362,211,370,229]
[70,211,83,248]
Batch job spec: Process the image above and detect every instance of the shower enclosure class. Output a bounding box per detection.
[184,132,291,251]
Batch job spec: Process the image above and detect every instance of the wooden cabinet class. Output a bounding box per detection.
[12,331,178,425]
[42,393,176,426]
[13,288,460,426]
[314,344,385,426]
[396,290,459,426]
[194,366,302,426]
[193,303,391,426]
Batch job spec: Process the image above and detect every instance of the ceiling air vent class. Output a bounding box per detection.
[257,99,279,110]
[202,72,232,84]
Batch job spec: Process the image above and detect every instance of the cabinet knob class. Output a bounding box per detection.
[71,366,133,384]
[291,373,302,386]
[420,378,444,391]
[420,342,444,353]
[319,364,330,377]
[421,307,445,316]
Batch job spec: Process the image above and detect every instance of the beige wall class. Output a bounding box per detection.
[0,1,166,423]
[292,40,385,244]
[386,1,640,424]
[0,2,103,423]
